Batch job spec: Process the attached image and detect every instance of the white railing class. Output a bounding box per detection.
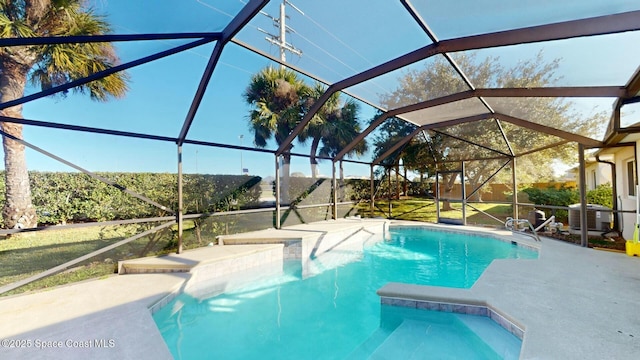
[504,215,563,242]
[505,217,541,242]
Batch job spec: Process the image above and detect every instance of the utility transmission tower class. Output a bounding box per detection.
[258,0,303,66]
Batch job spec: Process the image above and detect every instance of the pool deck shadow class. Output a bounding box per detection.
[0,218,639,359]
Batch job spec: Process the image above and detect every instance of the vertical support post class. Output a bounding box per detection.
[177,145,184,254]
[370,164,375,216]
[435,172,441,222]
[461,161,467,226]
[578,144,588,247]
[275,155,281,229]
[512,156,518,220]
[613,100,621,134]
[395,162,400,200]
[339,160,344,201]
[332,161,338,220]
[387,167,392,218]
[635,142,639,197]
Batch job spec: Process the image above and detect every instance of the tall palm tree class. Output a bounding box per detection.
[244,66,309,204]
[0,1,128,229]
[299,83,367,179]
[318,99,367,180]
[298,83,340,179]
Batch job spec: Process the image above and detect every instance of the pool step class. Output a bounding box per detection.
[368,317,521,359]
[118,244,283,275]
[346,320,432,359]
[218,219,388,260]
[345,328,391,359]
[369,320,434,359]
[455,314,522,358]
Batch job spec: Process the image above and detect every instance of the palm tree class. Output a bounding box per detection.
[299,83,367,180]
[299,83,340,179]
[318,99,367,180]
[244,66,309,204]
[0,1,128,229]
[320,99,367,204]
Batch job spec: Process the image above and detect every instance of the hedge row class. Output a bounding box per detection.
[0,171,434,227]
[0,172,374,227]
[0,172,262,226]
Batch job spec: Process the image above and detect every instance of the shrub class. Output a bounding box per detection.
[343,179,370,201]
[586,183,613,208]
[520,184,579,222]
[521,185,579,207]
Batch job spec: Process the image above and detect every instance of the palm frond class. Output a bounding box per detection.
[0,0,130,100]
[0,13,35,38]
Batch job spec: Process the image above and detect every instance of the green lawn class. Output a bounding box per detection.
[0,209,323,297]
[361,197,513,226]
[0,221,208,296]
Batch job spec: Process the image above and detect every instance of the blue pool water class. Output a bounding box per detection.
[153,227,538,359]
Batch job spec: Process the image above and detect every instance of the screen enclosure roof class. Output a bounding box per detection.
[1,0,639,166]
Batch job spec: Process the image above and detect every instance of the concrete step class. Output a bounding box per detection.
[118,244,283,274]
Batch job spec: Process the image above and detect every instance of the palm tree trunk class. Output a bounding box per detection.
[338,162,344,202]
[0,62,38,229]
[310,136,320,179]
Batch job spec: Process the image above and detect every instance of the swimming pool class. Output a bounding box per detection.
[153,226,538,359]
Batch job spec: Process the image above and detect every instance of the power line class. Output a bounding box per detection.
[297,8,375,68]
[292,30,357,75]
[199,0,378,90]
[195,0,236,19]
[199,0,367,79]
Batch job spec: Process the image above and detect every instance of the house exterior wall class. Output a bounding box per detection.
[612,146,636,240]
[580,162,612,190]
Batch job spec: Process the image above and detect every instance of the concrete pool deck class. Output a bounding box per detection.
[0,218,639,359]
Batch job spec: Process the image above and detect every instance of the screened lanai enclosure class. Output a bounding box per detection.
[1,0,640,294]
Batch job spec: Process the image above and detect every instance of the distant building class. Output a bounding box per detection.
[568,155,613,191]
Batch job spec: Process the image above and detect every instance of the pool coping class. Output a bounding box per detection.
[388,221,542,252]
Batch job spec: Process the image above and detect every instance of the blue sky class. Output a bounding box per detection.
[10,0,640,179]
